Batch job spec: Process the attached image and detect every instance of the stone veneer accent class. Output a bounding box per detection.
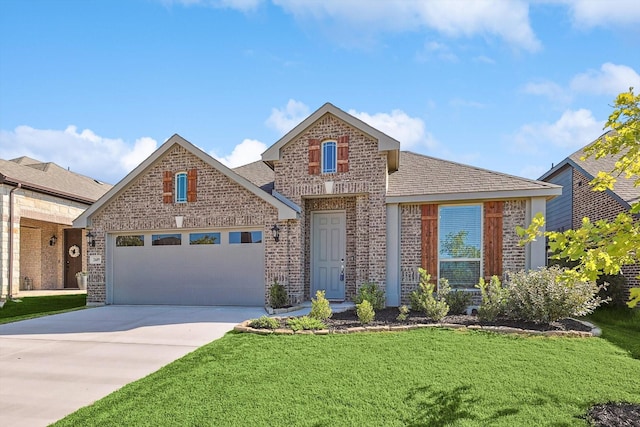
[399,200,528,305]
[87,145,280,305]
[273,114,388,302]
[572,169,639,295]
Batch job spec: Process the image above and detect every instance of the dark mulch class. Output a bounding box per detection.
[322,307,592,332]
[585,402,640,427]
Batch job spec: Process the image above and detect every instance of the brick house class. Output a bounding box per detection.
[73,103,561,307]
[1,157,111,298]
[540,132,640,297]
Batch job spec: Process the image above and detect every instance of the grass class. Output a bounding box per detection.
[0,294,87,324]
[54,328,640,427]
[587,307,640,359]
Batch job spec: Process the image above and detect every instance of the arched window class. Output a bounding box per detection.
[175,172,187,203]
[321,141,337,174]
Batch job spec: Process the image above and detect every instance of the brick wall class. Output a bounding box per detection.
[88,145,280,305]
[273,114,388,301]
[502,200,527,277]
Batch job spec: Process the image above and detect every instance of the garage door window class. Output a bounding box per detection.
[152,234,182,246]
[229,231,262,244]
[190,232,220,245]
[116,235,144,247]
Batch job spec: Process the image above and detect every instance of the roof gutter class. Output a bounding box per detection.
[5,183,21,300]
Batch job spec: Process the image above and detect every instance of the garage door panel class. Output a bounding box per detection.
[112,231,264,306]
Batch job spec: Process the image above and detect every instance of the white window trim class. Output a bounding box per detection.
[175,171,187,203]
[437,203,484,288]
[321,140,337,174]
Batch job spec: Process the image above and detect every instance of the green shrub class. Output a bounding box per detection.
[409,268,450,321]
[309,290,332,321]
[476,276,509,321]
[445,290,473,315]
[396,305,410,322]
[287,316,326,331]
[508,266,605,323]
[249,315,280,330]
[354,283,385,310]
[269,280,288,309]
[356,300,375,325]
[598,274,628,308]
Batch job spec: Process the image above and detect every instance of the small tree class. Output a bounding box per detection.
[409,268,450,321]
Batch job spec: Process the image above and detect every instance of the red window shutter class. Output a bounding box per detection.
[337,135,349,173]
[421,204,438,284]
[187,169,197,202]
[484,201,504,279]
[162,171,173,204]
[308,138,320,175]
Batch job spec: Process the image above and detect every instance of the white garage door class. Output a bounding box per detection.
[111,230,264,306]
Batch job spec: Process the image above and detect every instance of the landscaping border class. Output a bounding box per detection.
[234,317,600,337]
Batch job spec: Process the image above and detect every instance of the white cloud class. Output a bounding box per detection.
[273,0,541,51]
[348,109,437,150]
[513,109,604,154]
[265,99,310,135]
[570,63,640,96]
[0,125,157,184]
[558,0,640,28]
[522,80,571,104]
[212,138,267,167]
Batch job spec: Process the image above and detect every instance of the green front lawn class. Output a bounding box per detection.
[0,294,87,324]
[587,307,640,359]
[55,328,639,426]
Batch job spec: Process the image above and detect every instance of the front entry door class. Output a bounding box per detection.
[312,212,346,300]
[64,228,82,288]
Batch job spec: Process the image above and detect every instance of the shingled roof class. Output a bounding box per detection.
[233,160,275,193]
[387,151,561,202]
[0,157,112,203]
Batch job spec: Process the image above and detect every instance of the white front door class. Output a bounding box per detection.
[311,212,346,300]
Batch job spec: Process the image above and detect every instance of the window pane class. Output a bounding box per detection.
[229,231,262,244]
[440,261,481,289]
[439,205,482,258]
[322,141,336,173]
[116,235,144,247]
[175,173,187,203]
[189,232,220,245]
[152,234,182,246]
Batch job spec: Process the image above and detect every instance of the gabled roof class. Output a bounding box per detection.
[73,134,299,228]
[262,102,401,172]
[0,157,111,203]
[539,131,639,208]
[387,151,561,203]
[233,160,274,193]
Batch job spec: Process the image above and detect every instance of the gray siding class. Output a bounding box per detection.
[544,167,572,232]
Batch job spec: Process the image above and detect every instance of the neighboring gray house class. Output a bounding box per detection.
[73,103,561,307]
[1,157,111,298]
[540,133,640,295]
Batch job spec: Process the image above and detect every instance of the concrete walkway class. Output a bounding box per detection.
[0,305,267,427]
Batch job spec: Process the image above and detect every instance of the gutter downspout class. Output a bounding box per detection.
[7,183,21,300]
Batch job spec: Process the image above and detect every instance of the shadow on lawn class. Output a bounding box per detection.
[403,384,520,427]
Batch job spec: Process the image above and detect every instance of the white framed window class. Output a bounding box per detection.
[175,172,187,203]
[229,231,262,244]
[438,204,482,289]
[321,141,337,174]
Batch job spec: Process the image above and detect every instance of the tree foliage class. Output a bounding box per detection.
[518,88,640,308]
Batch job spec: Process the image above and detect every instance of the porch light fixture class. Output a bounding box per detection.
[49,235,57,246]
[271,224,280,242]
[86,231,96,247]
[175,216,184,228]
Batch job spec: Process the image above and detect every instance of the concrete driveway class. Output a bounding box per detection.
[0,305,266,427]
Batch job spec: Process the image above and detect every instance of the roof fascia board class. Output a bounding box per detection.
[262,103,400,162]
[73,134,297,228]
[386,188,562,204]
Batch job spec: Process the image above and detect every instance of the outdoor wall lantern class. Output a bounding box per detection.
[271,224,280,242]
[86,231,96,247]
[49,235,57,246]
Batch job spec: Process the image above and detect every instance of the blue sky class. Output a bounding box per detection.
[1,0,639,184]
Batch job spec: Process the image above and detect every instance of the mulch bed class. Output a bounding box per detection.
[322,307,593,332]
[585,402,640,427]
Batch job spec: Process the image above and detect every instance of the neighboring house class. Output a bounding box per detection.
[540,132,640,296]
[0,157,112,298]
[73,103,561,307]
